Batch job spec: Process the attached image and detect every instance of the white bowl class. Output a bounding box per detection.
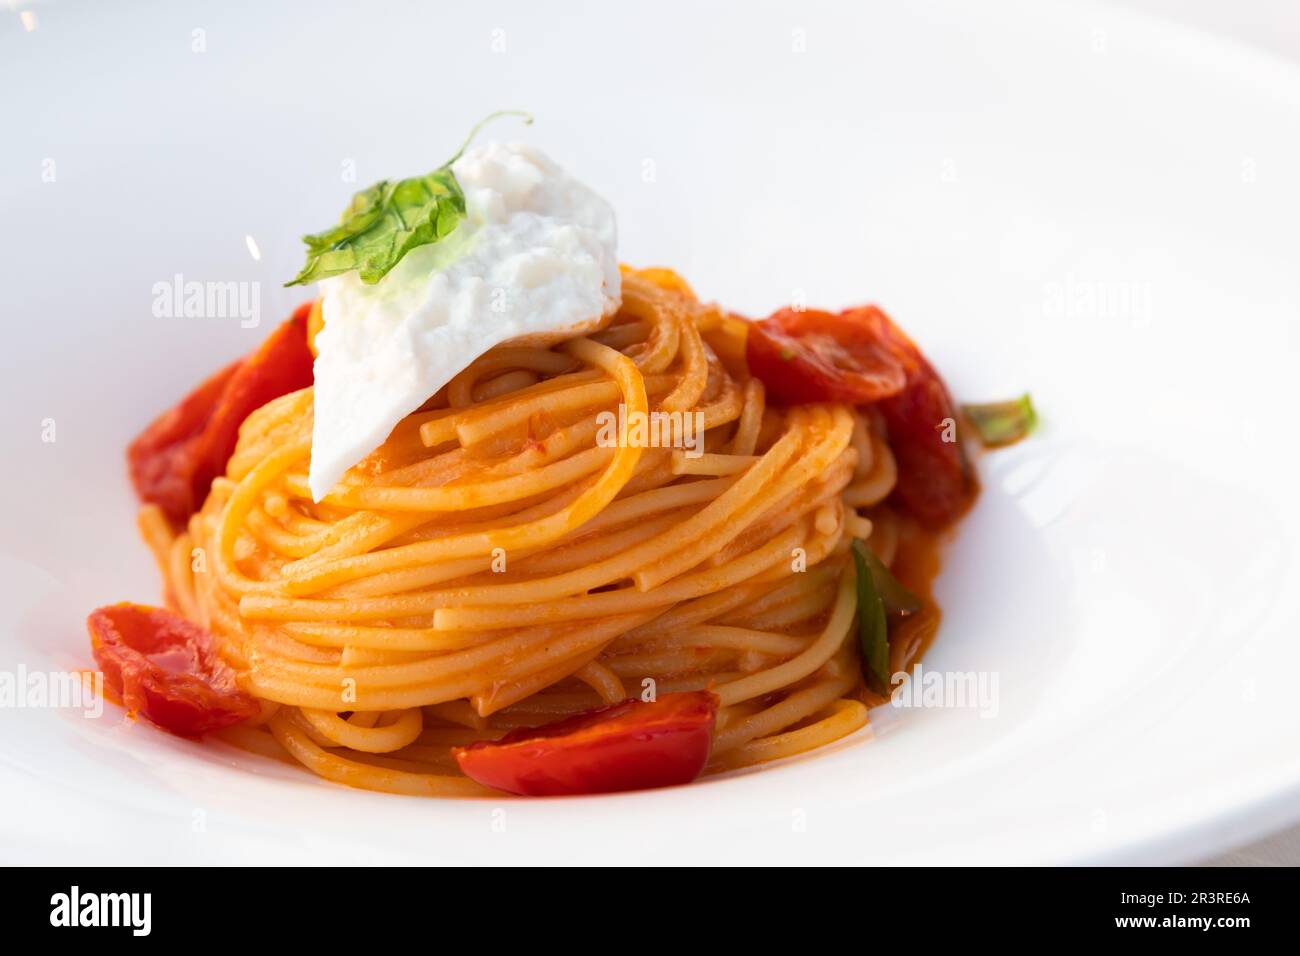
[2,0,1298,864]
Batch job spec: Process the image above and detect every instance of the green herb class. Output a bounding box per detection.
[285,110,533,287]
[852,540,891,692]
[860,544,921,617]
[962,393,1038,447]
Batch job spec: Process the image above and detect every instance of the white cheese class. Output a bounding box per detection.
[308,142,620,501]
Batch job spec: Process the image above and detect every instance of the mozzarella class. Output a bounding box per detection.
[307,142,620,501]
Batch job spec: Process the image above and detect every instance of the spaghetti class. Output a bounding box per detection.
[131,269,942,796]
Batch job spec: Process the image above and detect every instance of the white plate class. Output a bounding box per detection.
[3,0,1299,865]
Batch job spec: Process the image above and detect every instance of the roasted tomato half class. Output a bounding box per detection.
[746,304,975,527]
[745,307,908,405]
[453,691,719,796]
[127,303,315,523]
[88,603,258,737]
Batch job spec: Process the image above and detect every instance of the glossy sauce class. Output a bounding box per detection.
[857,511,961,707]
[888,516,948,675]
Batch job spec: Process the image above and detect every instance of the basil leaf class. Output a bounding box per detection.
[962,393,1038,447]
[861,545,921,617]
[852,540,891,692]
[285,110,532,288]
[286,169,465,286]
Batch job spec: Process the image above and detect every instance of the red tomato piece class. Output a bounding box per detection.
[127,303,316,523]
[125,360,240,523]
[746,303,975,528]
[87,603,258,737]
[852,306,977,528]
[453,691,719,796]
[745,307,907,405]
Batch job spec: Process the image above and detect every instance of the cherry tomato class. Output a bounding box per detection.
[747,303,975,528]
[745,307,907,405]
[852,306,976,528]
[453,691,719,796]
[127,303,315,523]
[88,603,258,737]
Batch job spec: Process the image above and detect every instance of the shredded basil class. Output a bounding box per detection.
[962,393,1038,447]
[852,540,891,691]
[286,110,532,287]
[852,540,923,692]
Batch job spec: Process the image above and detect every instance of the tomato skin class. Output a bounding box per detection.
[127,303,315,523]
[877,360,975,528]
[453,691,719,796]
[125,360,241,523]
[87,603,258,737]
[853,307,976,528]
[746,303,975,528]
[745,308,907,405]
